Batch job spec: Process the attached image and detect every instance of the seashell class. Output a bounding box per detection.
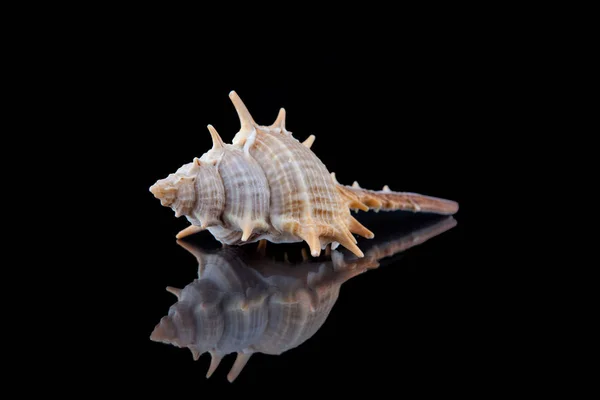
[149,91,459,258]
[150,216,457,382]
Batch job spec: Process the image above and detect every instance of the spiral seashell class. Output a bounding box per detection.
[149,216,457,382]
[149,91,459,258]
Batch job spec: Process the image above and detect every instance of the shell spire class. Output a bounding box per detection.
[206,351,222,378]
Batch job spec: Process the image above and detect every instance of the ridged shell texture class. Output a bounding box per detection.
[149,91,459,258]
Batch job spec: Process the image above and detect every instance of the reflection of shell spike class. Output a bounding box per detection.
[227,352,252,383]
[206,351,222,378]
[165,286,181,299]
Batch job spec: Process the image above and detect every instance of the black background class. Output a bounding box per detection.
[107,56,487,392]
[51,27,506,395]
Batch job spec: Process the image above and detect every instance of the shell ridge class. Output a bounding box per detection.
[224,148,243,226]
[312,150,340,241]
[271,135,313,231]
[241,139,270,226]
[299,146,332,245]
[194,163,226,228]
[216,144,271,242]
[293,142,354,253]
[252,133,298,233]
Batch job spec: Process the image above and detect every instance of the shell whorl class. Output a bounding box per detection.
[227,91,360,257]
[201,125,271,241]
[189,159,224,228]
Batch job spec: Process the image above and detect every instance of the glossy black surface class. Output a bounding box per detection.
[71,50,485,394]
[111,212,472,390]
[148,215,459,383]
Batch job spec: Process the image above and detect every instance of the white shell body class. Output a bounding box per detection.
[149,91,459,258]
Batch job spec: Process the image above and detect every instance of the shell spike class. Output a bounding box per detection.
[176,225,204,239]
[351,200,369,211]
[302,134,316,148]
[348,216,375,239]
[299,230,322,257]
[271,108,286,130]
[240,222,253,242]
[334,231,364,258]
[330,172,339,184]
[336,185,369,211]
[190,347,201,361]
[229,90,255,134]
[227,352,252,382]
[256,239,267,255]
[352,181,361,188]
[165,286,182,299]
[149,317,176,342]
[189,157,202,174]
[301,248,309,261]
[207,124,224,149]
[206,351,222,378]
[382,185,391,192]
[176,240,206,274]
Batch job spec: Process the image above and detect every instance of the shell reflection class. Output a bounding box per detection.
[150,216,457,382]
